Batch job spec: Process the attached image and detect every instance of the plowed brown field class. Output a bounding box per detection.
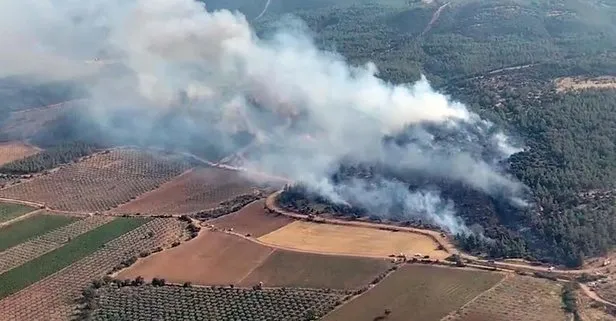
[0,142,40,165]
[117,230,275,285]
[239,250,392,289]
[118,230,394,290]
[209,200,293,237]
[113,167,261,215]
[324,265,504,321]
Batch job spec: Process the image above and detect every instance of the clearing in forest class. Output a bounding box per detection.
[0,202,36,223]
[555,76,616,92]
[117,230,275,285]
[323,265,504,321]
[113,167,261,215]
[0,217,148,299]
[209,199,293,237]
[0,149,192,212]
[0,142,40,165]
[258,221,449,259]
[444,274,566,321]
[0,213,78,252]
[239,250,393,289]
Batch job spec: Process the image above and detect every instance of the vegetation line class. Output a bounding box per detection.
[0,217,149,299]
[0,214,78,252]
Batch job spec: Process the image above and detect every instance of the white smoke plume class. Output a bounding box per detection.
[0,0,527,234]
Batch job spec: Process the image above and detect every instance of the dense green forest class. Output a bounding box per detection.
[258,0,616,266]
[2,0,616,266]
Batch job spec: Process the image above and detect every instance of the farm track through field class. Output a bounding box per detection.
[581,283,616,309]
[0,216,115,274]
[0,218,187,321]
[0,209,43,228]
[265,191,616,277]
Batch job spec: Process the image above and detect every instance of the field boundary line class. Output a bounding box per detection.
[236,248,277,284]
[0,197,43,208]
[0,216,116,274]
[319,263,403,319]
[220,228,391,260]
[108,167,196,215]
[439,273,510,321]
[0,209,43,228]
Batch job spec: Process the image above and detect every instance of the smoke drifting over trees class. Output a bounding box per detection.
[0,0,527,234]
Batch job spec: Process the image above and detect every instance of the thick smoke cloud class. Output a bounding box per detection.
[0,0,526,234]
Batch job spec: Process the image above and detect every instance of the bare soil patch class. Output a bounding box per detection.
[556,76,616,93]
[117,230,275,285]
[240,250,393,289]
[209,199,292,237]
[324,265,504,321]
[0,142,40,166]
[258,221,449,259]
[113,167,262,215]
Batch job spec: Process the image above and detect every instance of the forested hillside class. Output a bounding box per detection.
[2,0,616,266]
[254,0,616,266]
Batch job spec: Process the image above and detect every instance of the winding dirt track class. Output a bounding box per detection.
[263,191,613,277]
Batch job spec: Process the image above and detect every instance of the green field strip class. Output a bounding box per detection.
[0,214,78,252]
[0,217,149,299]
[0,203,36,223]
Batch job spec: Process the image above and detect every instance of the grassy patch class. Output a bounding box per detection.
[0,203,36,223]
[0,217,149,299]
[0,214,77,251]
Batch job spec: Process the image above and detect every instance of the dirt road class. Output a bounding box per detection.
[421,2,450,36]
[580,284,616,308]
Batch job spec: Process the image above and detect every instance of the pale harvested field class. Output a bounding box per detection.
[117,230,275,285]
[556,76,616,92]
[0,142,40,165]
[113,167,260,215]
[258,221,449,259]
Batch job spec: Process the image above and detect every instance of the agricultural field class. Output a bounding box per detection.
[238,250,393,289]
[555,76,616,93]
[81,284,346,321]
[323,265,504,321]
[0,202,35,224]
[117,230,275,285]
[0,217,148,299]
[0,215,114,274]
[0,101,78,141]
[0,213,78,252]
[113,167,264,215]
[594,282,616,304]
[209,199,293,237]
[0,142,39,166]
[0,218,188,321]
[0,149,193,212]
[445,275,566,321]
[258,221,449,259]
